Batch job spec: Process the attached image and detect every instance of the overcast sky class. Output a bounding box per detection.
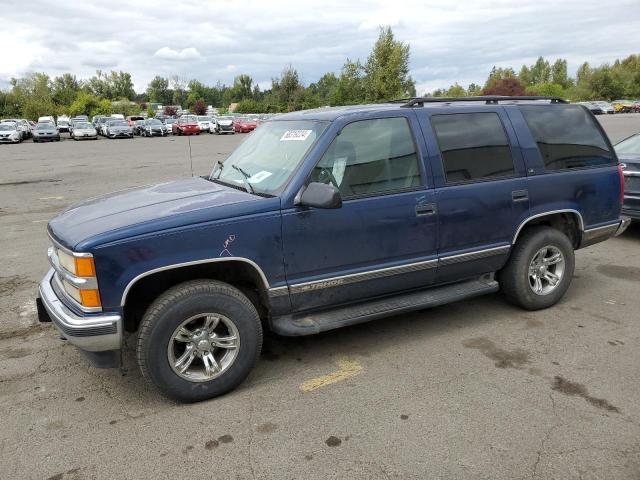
[2,0,639,94]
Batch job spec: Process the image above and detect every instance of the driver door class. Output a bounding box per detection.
[281,116,438,312]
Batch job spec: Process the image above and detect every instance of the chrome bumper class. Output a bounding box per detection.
[38,269,122,352]
[615,215,631,236]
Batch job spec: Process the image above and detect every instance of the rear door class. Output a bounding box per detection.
[418,109,529,283]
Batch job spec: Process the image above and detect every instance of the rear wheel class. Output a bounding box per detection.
[499,226,575,310]
[137,280,262,402]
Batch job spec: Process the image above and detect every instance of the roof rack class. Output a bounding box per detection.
[396,96,568,108]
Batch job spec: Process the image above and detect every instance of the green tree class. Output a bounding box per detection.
[363,26,415,101]
[331,59,365,105]
[551,59,570,88]
[69,92,112,117]
[446,83,467,97]
[527,82,566,98]
[467,83,482,96]
[271,65,304,111]
[147,76,171,104]
[309,72,338,105]
[518,65,533,86]
[52,73,80,107]
[530,57,551,84]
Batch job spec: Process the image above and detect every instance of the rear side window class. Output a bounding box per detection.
[520,105,614,171]
[431,113,515,183]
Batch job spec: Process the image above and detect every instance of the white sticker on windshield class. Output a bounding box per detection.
[248,170,272,183]
[332,157,347,185]
[280,129,312,141]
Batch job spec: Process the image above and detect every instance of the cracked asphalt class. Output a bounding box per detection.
[1,116,640,479]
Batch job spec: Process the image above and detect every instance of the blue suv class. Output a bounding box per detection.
[37,96,630,402]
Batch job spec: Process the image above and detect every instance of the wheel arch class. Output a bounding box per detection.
[512,210,584,248]
[121,258,272,332]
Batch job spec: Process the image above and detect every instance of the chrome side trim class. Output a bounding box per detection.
[512,209,585,244]
[438,245,511,266]
[121,257,272,306]
[615,216,631,236]
[623,171,640,177]
[288,259,438,295]
[268,286,290,297]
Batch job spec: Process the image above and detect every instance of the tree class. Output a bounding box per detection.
[530,57,551,84]
[147,76,171,104]
[271,65,304,111]
[69,92,112,117]
[484,66,516,90]
[589,67,624,100]
[171,75,187,107]
[483,77,526,96]
[446,83,466,97]
[52,73,80,107]
[467,83,482,96]
[232,74,254,100]
[527,83,566,98]
[363,26,415,101]
[192,99,207,115]
[331,59,365,105]
[164,105,178,116]
[551,59,570,88]
[309,72,338,105]
[518,65,533,86]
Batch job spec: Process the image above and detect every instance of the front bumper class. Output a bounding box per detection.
[38,269,122,353]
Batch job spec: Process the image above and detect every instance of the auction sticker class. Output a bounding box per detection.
[280,130,312,141]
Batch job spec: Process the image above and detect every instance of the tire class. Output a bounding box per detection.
[499,226,575,310]
[137,279,262,402]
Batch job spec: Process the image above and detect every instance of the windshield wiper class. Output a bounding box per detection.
[231,164,254,194]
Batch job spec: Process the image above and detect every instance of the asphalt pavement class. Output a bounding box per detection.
[1,115,639,479]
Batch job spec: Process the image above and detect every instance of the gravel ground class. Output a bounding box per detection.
[1,114,639,480]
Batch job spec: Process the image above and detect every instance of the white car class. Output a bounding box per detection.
[214,116,235,134]
[1,119,30,140]
[71,122,98,140]
[197,116,212,133]
[0,123,22,143]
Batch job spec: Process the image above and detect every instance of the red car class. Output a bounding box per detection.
[126,115,145,127]
[234,117,257,133]
[172,116,201,135]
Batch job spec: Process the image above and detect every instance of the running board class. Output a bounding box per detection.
[270,276,499,336]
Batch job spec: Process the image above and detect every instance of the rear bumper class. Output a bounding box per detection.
[38,269,122,354]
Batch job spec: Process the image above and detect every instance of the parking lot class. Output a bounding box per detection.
[1,115,639,479]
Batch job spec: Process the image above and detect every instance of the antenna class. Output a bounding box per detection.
[188,135,194,177]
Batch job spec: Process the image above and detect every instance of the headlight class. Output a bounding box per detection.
[54,247,101,309]
[57,248,96,277]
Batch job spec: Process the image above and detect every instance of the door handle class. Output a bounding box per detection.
[416,203,437,216]
[512,190,529,202]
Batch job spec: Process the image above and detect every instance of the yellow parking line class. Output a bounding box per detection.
[300,357,363,392]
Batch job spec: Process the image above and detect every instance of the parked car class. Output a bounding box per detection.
[234,117,258,133]
[126,115,145,127]
[97,117,111,136]
[57,119,71,133]
[133,120,146,135]
[213,116,235,134]
[32,122,60,142]
[593,101,615,114]
[38,116,56,124]
[577,101,604,115]
[172,117,200,135]
[105,119,134,139]
[197,116,212,132]
[164,118,176,132]
[92,115,106,128]
[1,119,29,140]
[614,132,640,221]
[70,122,98,140]
[140,118,168,137]
[36,96,629,402]
[612,99,635,113]
[0,123,22,143]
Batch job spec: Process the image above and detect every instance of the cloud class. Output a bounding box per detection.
[1,0,639,93]
[153,47,201,61]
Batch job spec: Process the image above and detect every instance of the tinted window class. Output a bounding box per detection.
[520,105,614,170]
[311,117,421,198]
[432,113,514,183]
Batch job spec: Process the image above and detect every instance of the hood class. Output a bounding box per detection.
[618,153,640,169]
[35,128,57,134]
[48,177,275,250]
[218,120,233,126]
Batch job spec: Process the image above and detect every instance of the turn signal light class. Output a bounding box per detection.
[79,289,101,308]
[75,257,96,277]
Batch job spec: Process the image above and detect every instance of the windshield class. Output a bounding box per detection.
[0,124,14,131]
[36,123,53,130]
[210,120,328,195]
[147,119,161,125]
[76,122,92,129]
[616,134,640,155]
[198,116,209,121]
[111,121,128,126]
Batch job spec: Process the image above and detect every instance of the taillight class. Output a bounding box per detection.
[618,163,625,204]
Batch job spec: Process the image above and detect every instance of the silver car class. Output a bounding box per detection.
[32,122,61,142]
[71,122,98,140]
[105,120,133,139]
[0,123,22,143]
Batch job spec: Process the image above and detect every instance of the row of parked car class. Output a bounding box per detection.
[577,100,640,115]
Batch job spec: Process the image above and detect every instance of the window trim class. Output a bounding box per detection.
[430,111,518,186]
[307,115,426,201]
[519,104,618,173]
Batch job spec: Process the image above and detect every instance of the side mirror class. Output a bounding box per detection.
[295,182,342,209]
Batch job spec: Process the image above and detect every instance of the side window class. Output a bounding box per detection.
[310,117,422,198]
[431,113,515,183]
[520,105,615,171]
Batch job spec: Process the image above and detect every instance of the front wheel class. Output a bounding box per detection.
[137,280,262,402]
[499,226,575,310]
